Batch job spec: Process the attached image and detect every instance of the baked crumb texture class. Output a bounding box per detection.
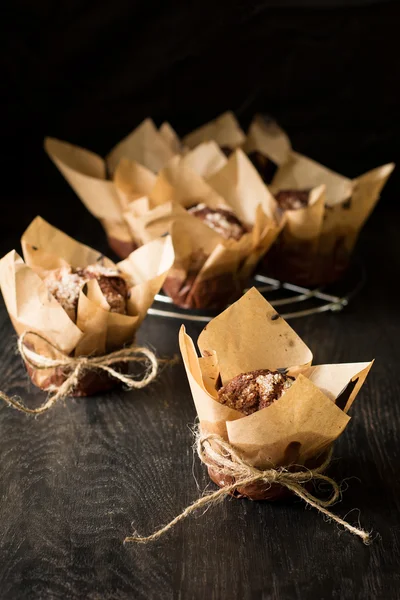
[187,203,247,241]
[43,265,128,322]
[217,368,294,416]
[275,190,310,211]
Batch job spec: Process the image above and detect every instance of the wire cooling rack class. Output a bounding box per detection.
[148,264,366,322]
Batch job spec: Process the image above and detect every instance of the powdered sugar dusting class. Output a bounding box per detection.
[188,203,245,241]
[43,264,128,322]
[218,368,294,415]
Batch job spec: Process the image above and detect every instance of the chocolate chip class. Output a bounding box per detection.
[32,245,38,251]
[271,313,280,321]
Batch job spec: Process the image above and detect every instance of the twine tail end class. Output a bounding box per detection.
[124,534,151,545]
[0,391,51,415]
[358,528,373,545]
[124,433,376,546]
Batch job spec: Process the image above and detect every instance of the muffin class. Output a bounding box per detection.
[218,369,294,415]
[244,115,395,286]
[0,217,174,396]
[123,150,282,309]
[275,190,311,211]
[43,265,129,322]
[187,203,247,241]
[180,288,373,500]
[44,119,177,261]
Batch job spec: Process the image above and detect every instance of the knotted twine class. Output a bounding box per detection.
[125,431,372,545]
[0,330,163,415]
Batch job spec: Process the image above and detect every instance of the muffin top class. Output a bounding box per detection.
[275,190,311,211]
[217,368,294,416]
[187,203,247,241]
[43,264,129,322]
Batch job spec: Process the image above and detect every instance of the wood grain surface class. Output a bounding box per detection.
[0,191,399,599]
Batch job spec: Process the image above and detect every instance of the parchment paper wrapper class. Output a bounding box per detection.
[122,150,283,309]
[0,217,174,395]
[266,163,395,285]
[180,288,373,499]
[44,119,176,258]
[245,116,395,284]
[179,141,228,179]
[183,111,246,153]
[106,118,176,175]
[243,115,292,184]
[159,122,186,155]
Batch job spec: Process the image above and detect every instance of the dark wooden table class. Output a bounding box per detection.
[0,195,399,599]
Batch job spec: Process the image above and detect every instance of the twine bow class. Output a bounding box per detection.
[125,431,372,545]
[0,330,161,415]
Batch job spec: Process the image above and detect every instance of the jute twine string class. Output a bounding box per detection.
[0,330,165,415]
[125,431,372,545]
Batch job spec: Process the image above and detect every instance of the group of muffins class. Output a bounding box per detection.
[45,111,394,308]
[0,114,382,511]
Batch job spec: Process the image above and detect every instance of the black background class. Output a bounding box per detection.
[3,0,400,231]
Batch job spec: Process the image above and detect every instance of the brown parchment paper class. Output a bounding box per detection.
[179,141,228,179]
[180,287,373,468]
[271,152,354,207]
[207,149,279,223]
[159,122,185,154]
[150,156,229,208]
[0,217,175,389]
[44,137,123,222]
[263,185,326,280]
[106,118,176,175]
[280,184,326,241]
[45,121,176,259]
[265,163,394,285]
[114,158,156,209]
[243,115,292,167]
[243,115,353,205]
[183,111,246,150]
[44,137,132,258]
[245,115,395,283]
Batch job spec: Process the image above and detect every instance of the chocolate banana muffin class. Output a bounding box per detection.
[275,190,311,211]
[43,264,129,321]
[218,368,294,415]
[187,203,247,241]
